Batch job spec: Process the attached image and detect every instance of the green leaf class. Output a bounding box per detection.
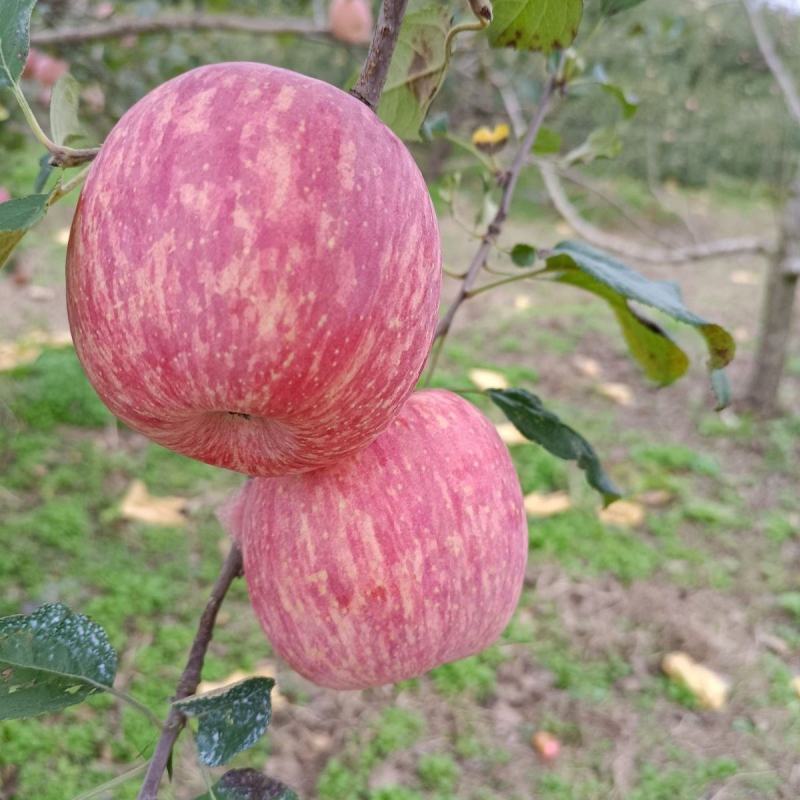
[378,1,451,141]
[488,388,622,504]
[511,243,537,267]
[563,126,622,166]
[195,769,298,800]
[710,369,731,411]
[601,0,648,16]
[593,66,639,119]
[175,677,275,767]
[488,0,583,52]
[49,73,83,147]
[532,126,562,154]
[0,192,49,269]
[0,0,37,88]
[0,603,117,719]
[545,241,736,399]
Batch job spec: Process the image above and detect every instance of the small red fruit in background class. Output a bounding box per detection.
[329,0,373,44]
[223,390,528,689]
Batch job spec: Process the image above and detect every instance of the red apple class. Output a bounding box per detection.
[33,53,69,87]
[66,63,441,476]
[329,0,373,44]
[0,187,10,204]
[223,389,528,689]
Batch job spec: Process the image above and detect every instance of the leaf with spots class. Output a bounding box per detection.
[0,0,37,87]
[0,603,118,719]
[175,677,275,767]
[601,0,649,16]
[0,192,48,270]
[378,0,451,141]
[488,0,583,52]
[488,387,622,505]
[544,241,735,405]
[195,769,298,800]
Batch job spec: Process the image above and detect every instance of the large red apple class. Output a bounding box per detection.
[223,389,528,689]
[66,63,441,476]
[329,0,373,45]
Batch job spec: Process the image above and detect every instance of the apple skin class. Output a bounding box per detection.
[224,389,528,690]
[329,0,373,44]
[66,62,441,476]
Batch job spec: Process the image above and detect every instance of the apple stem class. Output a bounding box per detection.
[136,543,244,800]
[350,0,410,110]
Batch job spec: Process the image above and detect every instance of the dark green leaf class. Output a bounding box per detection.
[195,769,298,800]
[489,0,583,53]
[50,73,83,147]
[0,603,117,719]
[0,192,48,269]
[592,65,639,119]
[511,243,537,267]
[175,677,274,767]
[601,0,648,16]
[532,126,562,154]
[488,388,622,504]
[378,1,451,141]
[0,0,37,87]
[545,241,735,400]
[33,152,54,193]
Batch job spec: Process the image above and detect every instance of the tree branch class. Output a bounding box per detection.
[137,544,244,800]
[539,161,773,263]
[433,73,559,342]
[31,13,330,46]
[350,0,410,110]
[743,0,800,126]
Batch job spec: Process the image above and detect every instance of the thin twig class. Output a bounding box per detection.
[433,72,560,342]
[350,0,410,109]
[32,13,330,46]
[539,160,773,263]
[743,0,800,126]
[137,544,244,800]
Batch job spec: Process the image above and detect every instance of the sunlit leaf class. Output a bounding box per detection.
[489,0,583,52]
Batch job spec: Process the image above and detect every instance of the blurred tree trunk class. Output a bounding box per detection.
[745,174,800,415]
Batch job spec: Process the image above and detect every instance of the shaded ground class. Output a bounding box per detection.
[1,187,799,800]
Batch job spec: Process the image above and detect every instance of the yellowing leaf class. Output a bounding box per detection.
[496,422,528,446]
[469,368,509,391]
[524,491,571,518]
[596,381,634,407]
[599,500,644,528]
[120,480,188,528]
[662,651,729,710]
[791,676,800,700]
[472,123,510,153]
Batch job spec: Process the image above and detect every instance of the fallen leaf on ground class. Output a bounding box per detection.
[197,664,286,711]
[27,285,56,302]
[662,651,729,710]
[730,270,759,286]
[599,500,645,528]
[120,480,188,527]
[514,295,531,311]
[524,491,571,518]
[596,382,634,407]
[496,423,527,446]
[531,730,561,761]
[734,326,751,343]
[573,355,602,378]
[637,490,674,508]
[0,331,72,371]
[54,228,71,246]
[555,221,573,237]
[469,368,508,391]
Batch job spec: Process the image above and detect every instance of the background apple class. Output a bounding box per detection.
[67,62,441,476]
[0,187,10,204]
[225,389,528,689]
[329,0,373,45]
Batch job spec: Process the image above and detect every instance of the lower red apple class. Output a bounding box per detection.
[223,389,528,690]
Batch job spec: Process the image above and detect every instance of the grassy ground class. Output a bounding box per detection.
[1,182,800,800]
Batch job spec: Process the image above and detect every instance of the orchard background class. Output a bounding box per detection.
[2,0,800,799]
